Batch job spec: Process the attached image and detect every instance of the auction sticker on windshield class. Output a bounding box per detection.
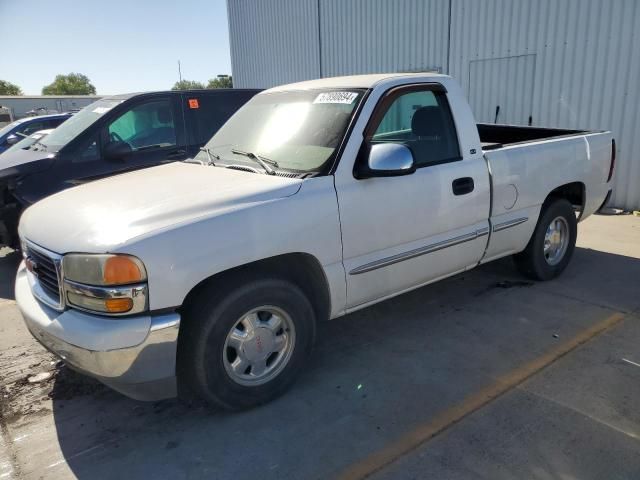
[313,92,358,104]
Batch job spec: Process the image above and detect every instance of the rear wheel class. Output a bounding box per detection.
[514,198,577,280]
[179,277,316,410]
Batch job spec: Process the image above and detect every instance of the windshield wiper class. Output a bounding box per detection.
[137,143,173,151]
[231,148,278,175]
[199,147,220,166]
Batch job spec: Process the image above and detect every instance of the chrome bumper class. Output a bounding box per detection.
[15,262,180,401]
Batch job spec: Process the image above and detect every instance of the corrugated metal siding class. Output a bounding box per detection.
[228,0,640,209]
[318,0,449,77]
[468,54,536,124]
[227,0,321,88]
[449,0,640,209]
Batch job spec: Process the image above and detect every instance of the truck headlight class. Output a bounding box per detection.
[62,254,148,315]
[63,254,146,286]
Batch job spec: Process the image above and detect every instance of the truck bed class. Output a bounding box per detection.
[479,124,612,264]
[478,123,588,150]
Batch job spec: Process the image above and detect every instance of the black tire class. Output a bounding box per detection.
[513,198,577,281]
[179,276,316,410]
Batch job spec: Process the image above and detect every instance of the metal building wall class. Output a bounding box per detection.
[227,0,640,209]
[318,0,449,77]
[449,0,640,210]
[227,0,321,88]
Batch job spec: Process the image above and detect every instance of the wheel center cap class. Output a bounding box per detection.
[241,327,275,361]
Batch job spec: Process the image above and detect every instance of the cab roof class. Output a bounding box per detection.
[103,89,262,101]
[265,72,450,92]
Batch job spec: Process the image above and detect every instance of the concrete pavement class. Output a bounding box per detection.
[0,214,639,479]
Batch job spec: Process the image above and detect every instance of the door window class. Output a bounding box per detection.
[371,89,460,167]
[107,99,176,150]
[43,118,66,129]
[20,120,49,136]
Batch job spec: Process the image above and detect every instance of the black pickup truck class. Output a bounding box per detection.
[0,88,260,245]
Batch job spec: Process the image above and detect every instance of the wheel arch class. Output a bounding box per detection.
[545,181,585,218]
[179,252,332,324]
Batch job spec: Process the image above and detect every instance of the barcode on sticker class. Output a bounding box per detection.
[313,92,358,105]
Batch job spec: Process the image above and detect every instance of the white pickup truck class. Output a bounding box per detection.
[15,73,614,409]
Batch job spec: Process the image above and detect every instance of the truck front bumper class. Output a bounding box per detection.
[15,262,180,401]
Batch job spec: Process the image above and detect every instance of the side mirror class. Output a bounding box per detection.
[6,134,19,146]
[104,141,132,161]
[355,143,416,179]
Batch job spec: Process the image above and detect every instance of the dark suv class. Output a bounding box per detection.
[0,89,261,245]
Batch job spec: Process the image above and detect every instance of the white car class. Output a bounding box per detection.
[15,73,614,409]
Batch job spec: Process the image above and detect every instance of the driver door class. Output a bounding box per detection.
[335,83,491,309]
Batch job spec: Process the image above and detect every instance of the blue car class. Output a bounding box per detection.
[0,113,72,154]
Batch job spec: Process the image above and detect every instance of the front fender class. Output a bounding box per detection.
[117,177,346,317]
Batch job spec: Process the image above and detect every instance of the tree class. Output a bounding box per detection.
[207,75,233,89]
[0,80,23,95]
[171,79,205,90]
[42,73,96,95]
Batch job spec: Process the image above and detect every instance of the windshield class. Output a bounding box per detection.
[196,89,365,173]
[39,98,124,151]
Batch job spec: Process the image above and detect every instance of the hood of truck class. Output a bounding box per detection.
[0,148,54,181]
[19,162,303,253]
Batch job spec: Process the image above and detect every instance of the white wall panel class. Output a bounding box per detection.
[318,0,449,77]
[227,0,321,89]
[468,54,536,125]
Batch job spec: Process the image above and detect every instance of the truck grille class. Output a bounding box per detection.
[24,241,63,309]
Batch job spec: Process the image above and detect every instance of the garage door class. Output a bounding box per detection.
[468,54,536,126]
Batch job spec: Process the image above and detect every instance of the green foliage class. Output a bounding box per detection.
[0,80,23,95]
[207,75,233,89]
[171,79,205,90]
[42,73,96,95]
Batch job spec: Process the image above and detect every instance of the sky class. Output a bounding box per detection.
[0,0,232,95]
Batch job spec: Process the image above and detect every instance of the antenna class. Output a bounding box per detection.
[178,60,182,82]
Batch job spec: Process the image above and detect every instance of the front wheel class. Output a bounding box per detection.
[514,198,577,280]
[179,277,316,410]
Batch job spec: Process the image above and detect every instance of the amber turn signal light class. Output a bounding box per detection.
[104,256,143,285]
[104,297,134,313]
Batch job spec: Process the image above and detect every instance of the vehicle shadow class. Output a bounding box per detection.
[43,247,640,479]
[0,248,21,301]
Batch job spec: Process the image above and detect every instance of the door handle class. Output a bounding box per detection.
[452,177,474,196]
